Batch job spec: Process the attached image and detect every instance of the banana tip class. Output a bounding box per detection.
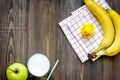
[88,53,97,59]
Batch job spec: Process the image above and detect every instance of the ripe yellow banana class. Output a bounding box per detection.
[84,0,114,54]
[93,9,120,57]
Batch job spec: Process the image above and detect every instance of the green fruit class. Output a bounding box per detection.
[6,63,28,80]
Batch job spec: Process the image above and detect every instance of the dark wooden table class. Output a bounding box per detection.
[0,0,120,80]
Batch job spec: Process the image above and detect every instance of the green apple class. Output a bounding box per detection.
[6,63,28,80]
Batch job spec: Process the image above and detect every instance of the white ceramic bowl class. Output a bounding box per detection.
[27,53,50,77]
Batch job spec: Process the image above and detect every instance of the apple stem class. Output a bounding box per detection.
[8,68,18,73]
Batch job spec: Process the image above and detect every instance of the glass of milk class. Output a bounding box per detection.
[27,53,50,77]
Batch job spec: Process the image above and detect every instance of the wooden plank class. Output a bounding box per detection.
[103,57,113,80]
[0,0,12,79]
[5,0,29,66]
[27,0,57,79]
[0,0,120,80]
[55,0,67,79]
[112,54,120,80]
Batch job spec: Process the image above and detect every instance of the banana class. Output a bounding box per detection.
[92,9,120,57]
[84,0,114,54]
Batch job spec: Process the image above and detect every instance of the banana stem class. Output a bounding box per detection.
[93,44,103,53]
[106,8,111,12]
[88,50,105,59]
[96,50,105,57]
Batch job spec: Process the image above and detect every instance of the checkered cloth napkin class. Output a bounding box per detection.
[59,0,111,63]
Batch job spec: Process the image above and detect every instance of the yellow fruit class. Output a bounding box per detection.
[80,23,95,39]
[85,0,114,53]
[95,9,120,57]
[89,9,120,59]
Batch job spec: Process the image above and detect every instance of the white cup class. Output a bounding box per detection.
[27,53,50,77]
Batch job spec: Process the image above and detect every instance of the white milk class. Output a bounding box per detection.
[27,53,50,77]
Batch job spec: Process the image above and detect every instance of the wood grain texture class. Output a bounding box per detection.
[0,0,120,80]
